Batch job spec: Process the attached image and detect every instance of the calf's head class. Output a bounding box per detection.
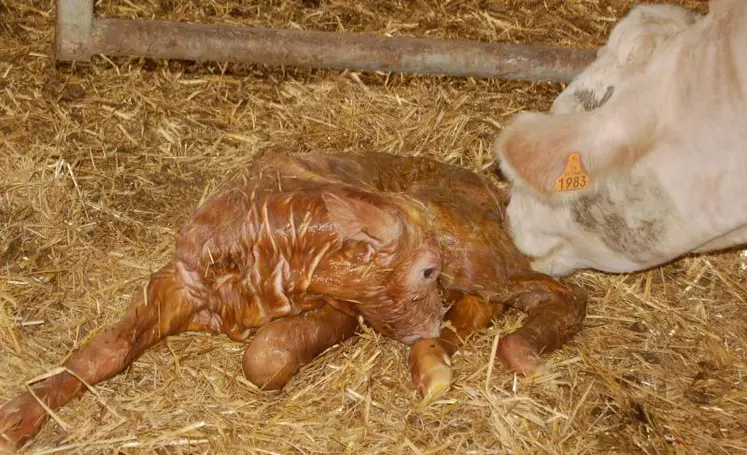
[311,187,444,345]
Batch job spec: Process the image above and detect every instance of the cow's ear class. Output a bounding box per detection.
[493,112,593,198]
[493,107,653,200]
[709,0,742,17]
[609,4,696,68]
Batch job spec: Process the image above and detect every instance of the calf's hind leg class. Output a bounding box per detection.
[0,262,198,450]
[242,302,359,391]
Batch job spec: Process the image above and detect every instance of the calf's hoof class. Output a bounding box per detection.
[409,339,453,403]
[496,333,546,376]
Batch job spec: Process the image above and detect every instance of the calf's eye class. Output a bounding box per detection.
[423,267,436,279]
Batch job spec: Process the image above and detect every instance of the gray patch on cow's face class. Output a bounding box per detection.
[574,86,615,111]
[570,174,669,257]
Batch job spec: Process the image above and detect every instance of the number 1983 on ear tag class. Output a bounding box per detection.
[555,152,590,192]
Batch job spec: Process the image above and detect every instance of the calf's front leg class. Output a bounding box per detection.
[0,262,197,450]
[410,292,502,401]
[410,276,587,400]
[498,273,588,375]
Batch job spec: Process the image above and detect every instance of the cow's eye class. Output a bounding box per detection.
[423,268,436,279]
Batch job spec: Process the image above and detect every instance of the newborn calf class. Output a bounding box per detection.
[493,1,747,277]
[0,151,588,450]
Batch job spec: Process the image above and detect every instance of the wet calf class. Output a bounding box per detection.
[0,151,588,450]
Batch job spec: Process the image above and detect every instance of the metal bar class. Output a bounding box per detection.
[55,0,94,60]
[64,17,596,82]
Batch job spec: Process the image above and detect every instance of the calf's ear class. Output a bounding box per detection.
[323,192,403,247]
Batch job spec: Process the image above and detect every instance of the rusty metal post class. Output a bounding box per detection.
[55,0,94,60]
[54,4,597,82]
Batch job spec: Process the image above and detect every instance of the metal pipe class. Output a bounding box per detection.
[57,15,597,82]
[54,0,94,60]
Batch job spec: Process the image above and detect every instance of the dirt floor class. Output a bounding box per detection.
[4,0,746,454]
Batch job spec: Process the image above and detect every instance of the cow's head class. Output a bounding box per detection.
[491,4,699,276]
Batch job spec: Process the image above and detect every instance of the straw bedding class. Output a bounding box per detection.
[3,0,745,453]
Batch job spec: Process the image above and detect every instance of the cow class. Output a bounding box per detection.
[492,0,747,277]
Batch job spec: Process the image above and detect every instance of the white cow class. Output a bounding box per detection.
[492,0,747,277]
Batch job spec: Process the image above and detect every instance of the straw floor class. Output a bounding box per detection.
[3,0,745,454]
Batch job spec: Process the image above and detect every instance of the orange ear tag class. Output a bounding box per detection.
[554,152,590,192]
